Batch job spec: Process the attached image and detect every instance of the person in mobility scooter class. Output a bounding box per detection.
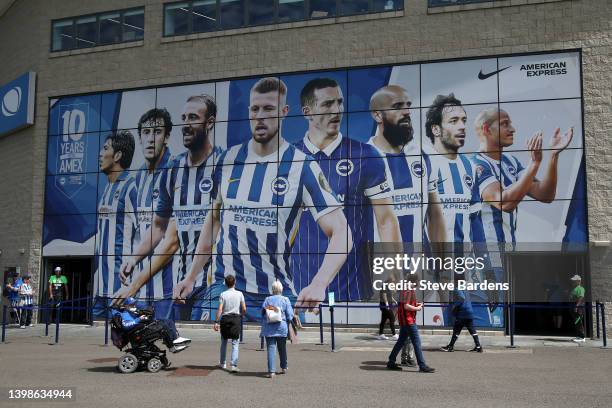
[111,297,191,373]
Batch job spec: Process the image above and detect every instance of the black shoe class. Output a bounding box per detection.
[469,346,483,353]
[440,345,454,352]
[386,362,402,371]
[419,365,436,373]
[401,359,416,367]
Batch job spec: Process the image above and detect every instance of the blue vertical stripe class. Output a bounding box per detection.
[454,213,464,243]
[228,225,245,289]
[437,168,445,195]
[449,162,464,194]
[227,145,248,199]
[388,153,412,189]
[248,162,268,202]
[246,229,268,293]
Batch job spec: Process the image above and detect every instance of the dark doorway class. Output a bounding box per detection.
[507,252,590,336]
[41,257,93,324]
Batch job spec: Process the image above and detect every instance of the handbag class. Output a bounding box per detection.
[266,306,282,323]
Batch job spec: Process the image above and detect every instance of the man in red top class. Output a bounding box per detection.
[387,280,435,373]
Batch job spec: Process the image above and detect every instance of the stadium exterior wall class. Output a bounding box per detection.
[0,0,610,328]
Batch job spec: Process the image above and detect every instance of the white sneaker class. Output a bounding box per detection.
[281,368,288,374]
[390,334,399,340]
[173,336,191,345]
[572,338,586,343]
[20,325,25,329]
[219,363,226,369]
[377,334,388,340]
[231,366,240,373]
[170,345,187,353]
[267,373,275,378]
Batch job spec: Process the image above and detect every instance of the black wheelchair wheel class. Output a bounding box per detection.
[118,353,138,374]
[147,357,163,373]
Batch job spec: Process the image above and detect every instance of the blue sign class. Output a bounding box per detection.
[0,72,36,136]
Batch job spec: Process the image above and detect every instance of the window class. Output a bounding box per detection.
[123,9,145,41]
[51,7,145,52]
[193,0,218,32]
[428,0,493,6]
[278,0,305,22]
[219,0,245,29]
[249,0,275,26]
[52,20,74,51]
[164,0,403,36]
[310,0,336,18]
[99,13,121,45]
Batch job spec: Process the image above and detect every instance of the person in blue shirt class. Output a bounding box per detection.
[260,281,294,378]
[5,272,23,325]
[113,297,191,353]
[441,290,482,353]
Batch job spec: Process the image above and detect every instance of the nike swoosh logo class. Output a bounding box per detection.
[478,66,510,80]
[228,178,240,183]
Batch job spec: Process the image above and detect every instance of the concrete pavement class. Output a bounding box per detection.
[1,324,611,408]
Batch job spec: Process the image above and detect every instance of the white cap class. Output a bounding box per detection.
[570,274,581,281]
[54,267,62,272]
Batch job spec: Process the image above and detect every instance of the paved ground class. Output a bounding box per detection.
[1,324,611,408]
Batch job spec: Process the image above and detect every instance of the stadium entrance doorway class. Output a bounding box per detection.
[508,252,590,336]
[41,257,93,324]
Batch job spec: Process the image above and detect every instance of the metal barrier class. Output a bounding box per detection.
[4,296,608,352]
[2,303,59,344]
[600,302,607,348]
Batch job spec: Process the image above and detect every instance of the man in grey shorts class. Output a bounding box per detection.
[213,275,246,372]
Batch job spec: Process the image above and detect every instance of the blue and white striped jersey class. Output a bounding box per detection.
[292,134,391,301]
[156,150,217,287]
[470,152,526,245]
[368,139,435,245]
[212,139,340,296]
[134,148,175,299]
[429,154,480,244]
[95,171,138,297]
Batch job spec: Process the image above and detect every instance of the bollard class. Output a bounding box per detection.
[601,303,607,348]
[2,305,7,343]
[240,315,244,344]
[317,304,324,345]
[330,306,336,352]
[507,303,516,348]
[45,302,50,337]
[89,297,94,327]
[596,301,601,339]
[54,303,61,344]
[104,306,109,346]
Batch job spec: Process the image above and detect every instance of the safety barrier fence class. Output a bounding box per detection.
[2,298,607,350]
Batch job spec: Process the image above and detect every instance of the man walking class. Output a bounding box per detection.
[387,277,435,373]
[569,275,586,343]
[440,290,482,352]
[214,275,246,372]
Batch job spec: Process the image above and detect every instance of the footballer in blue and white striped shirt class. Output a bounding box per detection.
[175,78,351,314]
[111,108,177,319]
[94,130,138,309]
[424,94,481,251]
[119,95,218,319]
[470,108,573,247]
[292,78,401,302]
[368,86,447,250]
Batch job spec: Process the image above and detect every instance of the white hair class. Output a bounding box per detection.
[271,280,283,295]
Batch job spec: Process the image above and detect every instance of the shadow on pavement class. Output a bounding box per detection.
[86,366,119,373]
